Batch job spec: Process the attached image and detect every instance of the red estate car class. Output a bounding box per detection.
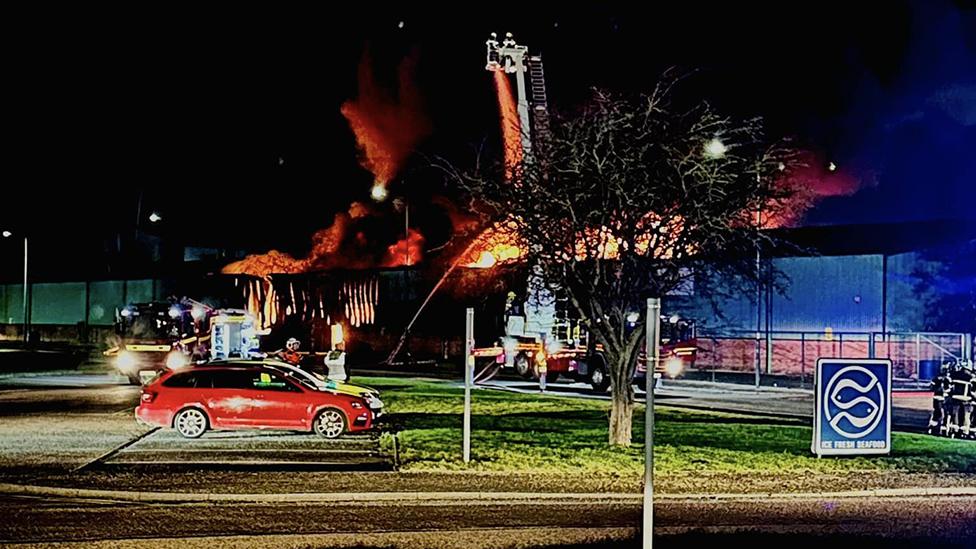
[136,365,376,439]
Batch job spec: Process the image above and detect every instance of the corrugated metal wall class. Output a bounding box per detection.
[0,279,162,326]
[686,254,891,335]
[771,255,884,333]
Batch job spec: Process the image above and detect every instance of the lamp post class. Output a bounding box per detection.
[2,231,29,344]
[393,198,410,267]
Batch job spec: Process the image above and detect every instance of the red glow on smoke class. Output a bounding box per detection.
[341,51,431,195]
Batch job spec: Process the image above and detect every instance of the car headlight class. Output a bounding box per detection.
[165,351,189,370]
[360,393,383,409]
[665,357,684,378]
[116,351,137,370]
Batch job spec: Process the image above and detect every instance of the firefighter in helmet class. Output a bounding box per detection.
[963,359,976,440]
[929,360,953,435]
[275,338,303,367]
[947,358,974,438]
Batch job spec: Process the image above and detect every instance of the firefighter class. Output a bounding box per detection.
[929,361,953,436]
[275,338,303,367]
[947,359,973,438]
[964,359,976,440]
[536,341,548,393]
[485,32,500,69]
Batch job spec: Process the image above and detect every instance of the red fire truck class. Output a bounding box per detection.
[476,295,698,391]
[105,299,264,385]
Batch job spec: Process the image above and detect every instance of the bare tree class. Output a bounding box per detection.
[447,76,799,445]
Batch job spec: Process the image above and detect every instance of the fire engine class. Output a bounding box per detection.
[106,299,264,384]
[475,289,698,391]
[105,299,207,384]
[473,35,698,390]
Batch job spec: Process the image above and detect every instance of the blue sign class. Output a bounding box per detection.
[813,358,892,456]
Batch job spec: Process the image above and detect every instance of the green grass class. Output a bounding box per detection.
[355,376,976,478]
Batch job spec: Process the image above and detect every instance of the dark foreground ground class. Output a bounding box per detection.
[2,493,975,547]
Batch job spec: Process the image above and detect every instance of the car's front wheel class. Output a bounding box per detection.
[514,353,533,379]
[173,408,208,438]
[313,408,347,439]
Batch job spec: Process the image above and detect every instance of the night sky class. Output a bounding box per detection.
[3,1,974,274]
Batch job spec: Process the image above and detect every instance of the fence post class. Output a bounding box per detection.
[800,332,806,388]
[915,332,921,380]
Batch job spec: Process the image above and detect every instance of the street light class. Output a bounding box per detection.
[149,212,162,223]
[370,184,388,202]
[2,230,29,344]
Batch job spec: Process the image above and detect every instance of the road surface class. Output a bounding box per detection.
[1,491,974,547]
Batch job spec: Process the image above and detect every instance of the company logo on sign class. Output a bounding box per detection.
[823,365,885,439]
[814,359,892,457]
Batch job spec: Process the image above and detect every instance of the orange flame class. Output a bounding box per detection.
[461,213,699,269]
[341,51,431,195]
[462,222,524,268]
[222,201,424,277]
[382,228,425,267]
[494,71,522,175]
[222,250,309,278]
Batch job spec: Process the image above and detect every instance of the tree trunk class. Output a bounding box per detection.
[609,386,634,445]
[608,353,635,446]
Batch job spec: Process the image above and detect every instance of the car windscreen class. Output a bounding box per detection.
[268,367,322,391]
[124,316,176,340]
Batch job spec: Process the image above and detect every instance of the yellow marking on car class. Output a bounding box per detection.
[126,345,171,352]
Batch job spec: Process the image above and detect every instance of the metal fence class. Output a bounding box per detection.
[694,330,972,381]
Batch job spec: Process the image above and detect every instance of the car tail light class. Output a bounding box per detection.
[140,391,156,403]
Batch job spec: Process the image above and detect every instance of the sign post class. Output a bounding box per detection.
[644,297,660,549]
[463,307,474,463]
[813,358,892,457]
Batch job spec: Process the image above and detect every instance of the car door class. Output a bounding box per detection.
[246,369,310,429]
[205,369,269,428]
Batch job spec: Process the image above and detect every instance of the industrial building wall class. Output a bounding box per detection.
[676,252,965,379]
[0,279,163,343]
[771,255,885,333]
[685,254,887,335]
[0,284,25,325]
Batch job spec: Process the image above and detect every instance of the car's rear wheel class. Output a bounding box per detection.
[588,358,611,392]
[174,408,208,438]
[313,408,347,439]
